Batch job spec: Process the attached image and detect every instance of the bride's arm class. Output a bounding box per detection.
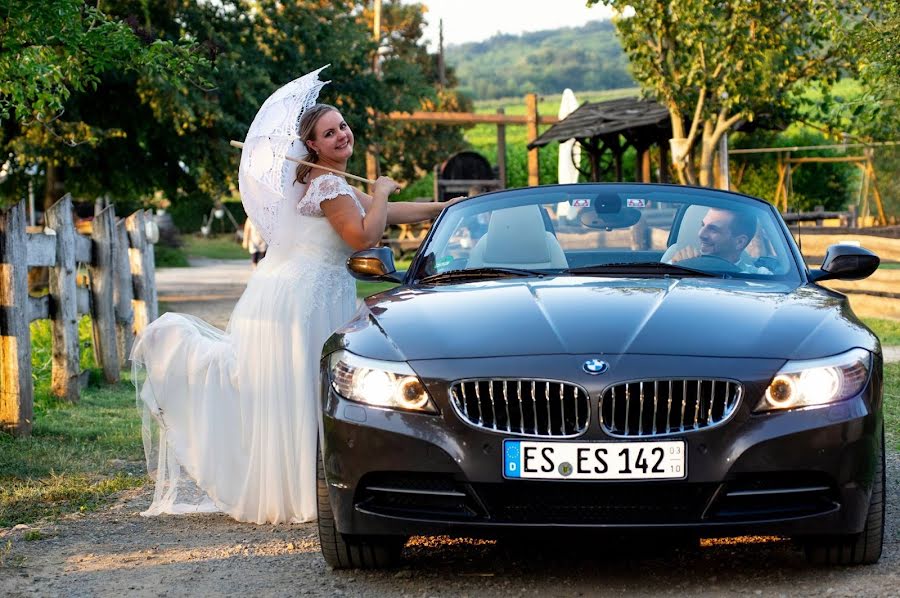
[321,177,397,250]
[353,189,464,225]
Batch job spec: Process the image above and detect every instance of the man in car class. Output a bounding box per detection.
[669,207,771,274]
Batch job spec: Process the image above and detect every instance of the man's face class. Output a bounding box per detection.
[698,208,746,262]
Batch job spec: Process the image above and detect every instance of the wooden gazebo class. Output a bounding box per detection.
[528,97,672,183]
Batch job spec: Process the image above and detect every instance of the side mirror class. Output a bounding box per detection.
[346,247,403,283]
[809,244,879,283]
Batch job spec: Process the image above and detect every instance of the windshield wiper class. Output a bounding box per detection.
[418,267,546,284]
[563,262,718,277]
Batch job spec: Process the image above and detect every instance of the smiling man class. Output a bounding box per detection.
[670,207,771,273]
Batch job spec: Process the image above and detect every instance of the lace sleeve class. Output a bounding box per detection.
[297,174,364,217]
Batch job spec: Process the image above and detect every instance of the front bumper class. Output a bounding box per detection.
[320,353,883,539]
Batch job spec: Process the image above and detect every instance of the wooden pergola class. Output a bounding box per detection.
[527,98,672,183]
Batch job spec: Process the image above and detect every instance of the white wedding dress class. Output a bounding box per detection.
[132,173,364,524]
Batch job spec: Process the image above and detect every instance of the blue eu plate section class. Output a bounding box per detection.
[504,440,522,478]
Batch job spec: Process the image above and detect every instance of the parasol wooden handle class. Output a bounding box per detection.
[230,140,376,185]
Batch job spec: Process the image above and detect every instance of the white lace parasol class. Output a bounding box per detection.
[238,65,330,245]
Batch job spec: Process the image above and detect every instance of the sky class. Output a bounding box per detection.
[402,0,615,50]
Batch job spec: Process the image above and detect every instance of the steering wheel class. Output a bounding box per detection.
[676,255,742,273]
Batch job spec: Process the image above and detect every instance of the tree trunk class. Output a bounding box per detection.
[698,122,717,188]
[668,107,692,185]
[43,162,65,211]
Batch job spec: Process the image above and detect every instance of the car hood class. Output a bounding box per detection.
[361,277,875,361]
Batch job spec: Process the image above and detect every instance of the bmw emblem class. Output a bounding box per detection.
[582,359,609,375]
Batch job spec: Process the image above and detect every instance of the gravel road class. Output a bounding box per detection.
[2,259,898,597]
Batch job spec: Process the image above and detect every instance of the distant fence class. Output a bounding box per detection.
[782,205,857,227]
[0,195,158,437]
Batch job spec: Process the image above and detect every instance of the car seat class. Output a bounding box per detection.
[467,205,569,269]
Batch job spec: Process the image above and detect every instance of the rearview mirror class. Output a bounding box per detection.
[347,247,403,283]
[580,206,641,230]
[809,244,879,283]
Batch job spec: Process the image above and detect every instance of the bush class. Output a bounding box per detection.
[153,244,189,267]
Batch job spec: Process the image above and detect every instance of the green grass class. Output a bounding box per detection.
[862,318,900,346]
[885,363,900,451]
[1,319,143,527]
[153,244,190,268]
[182,235,248,260]
[355,259,412,298]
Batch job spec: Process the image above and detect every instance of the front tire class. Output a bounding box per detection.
[803,426,884,566]
[316,444,404,569]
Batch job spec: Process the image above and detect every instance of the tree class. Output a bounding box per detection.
[0,0,210,209]
[823,1,900,141]
[587,0,862,187]
[2,0,461,221]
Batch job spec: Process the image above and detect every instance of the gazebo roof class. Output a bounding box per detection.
[528,97,670,149]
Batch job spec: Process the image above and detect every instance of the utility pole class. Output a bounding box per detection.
[367,0,383,188]
[438,19,446,88]
[372,0,382,76]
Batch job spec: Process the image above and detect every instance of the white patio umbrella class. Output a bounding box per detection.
[556,88,581,223]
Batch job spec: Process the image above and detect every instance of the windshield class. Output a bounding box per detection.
[412,185,801,283]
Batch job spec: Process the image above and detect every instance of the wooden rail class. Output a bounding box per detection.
[0,195,158,436]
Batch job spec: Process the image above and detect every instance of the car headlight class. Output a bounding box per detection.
[756,348,871,412]
[328,350,437,414]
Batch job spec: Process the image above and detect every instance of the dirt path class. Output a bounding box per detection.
[154,257,253,329]
[2,260,899,596]
[1,454,897,597]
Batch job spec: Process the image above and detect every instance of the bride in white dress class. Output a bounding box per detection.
[132,104,454,524]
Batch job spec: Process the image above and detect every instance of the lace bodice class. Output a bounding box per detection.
[263,173,366,268]
[297,173,364,217]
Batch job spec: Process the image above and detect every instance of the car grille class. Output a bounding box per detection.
[599,379,741,437]
[450,379,590,437]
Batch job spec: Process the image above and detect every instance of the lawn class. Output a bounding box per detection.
[863,318,900,346]
[886,363,900,451]
[182,235,248,260]
[355,259,411,298]
[0,320,144,528]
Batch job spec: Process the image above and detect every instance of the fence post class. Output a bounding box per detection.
[143,211,159,322]
[114,219,135,368]
[525,93,540,186]
[848,205,858,229]
[90,204,119,382]
[126,210,158,334]
[45,194,82,402]
[0,201,34,436]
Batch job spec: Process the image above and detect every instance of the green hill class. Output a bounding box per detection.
[445,20,633,100]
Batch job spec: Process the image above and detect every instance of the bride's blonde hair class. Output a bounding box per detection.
[295,103,339,184]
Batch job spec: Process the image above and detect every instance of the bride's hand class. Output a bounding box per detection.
[374,176,401,197]
[443,196,466,208]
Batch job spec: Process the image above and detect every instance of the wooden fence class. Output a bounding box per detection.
[0,194,158,437]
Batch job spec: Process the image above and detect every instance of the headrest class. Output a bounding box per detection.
[483,205,551,264]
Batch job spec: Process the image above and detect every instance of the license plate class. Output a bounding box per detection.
[503,439,686,480]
